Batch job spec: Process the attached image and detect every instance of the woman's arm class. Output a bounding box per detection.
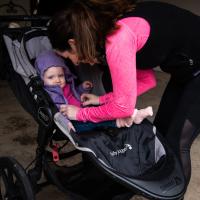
[99,92,113,104]
[99,18,156,103]
[77,21,154,122]
[99,69,156,104]
[76,22,136,122]
[136,69,157,96]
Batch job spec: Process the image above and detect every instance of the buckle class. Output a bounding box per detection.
[52,144,60,162]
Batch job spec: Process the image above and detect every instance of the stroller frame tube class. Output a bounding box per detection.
[0,15,50,22]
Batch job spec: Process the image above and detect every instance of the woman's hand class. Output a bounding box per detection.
[81,93,100,106]
[60,105,80,120]
[116,116,134,128]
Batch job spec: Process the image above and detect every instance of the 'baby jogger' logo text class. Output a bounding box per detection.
[110,144,133,156]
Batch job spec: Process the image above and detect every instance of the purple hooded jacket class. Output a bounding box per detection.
[35,50,90,123]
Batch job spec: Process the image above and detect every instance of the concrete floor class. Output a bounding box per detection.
[0,71,199,199]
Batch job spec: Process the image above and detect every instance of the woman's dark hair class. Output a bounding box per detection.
[48,0,136,62]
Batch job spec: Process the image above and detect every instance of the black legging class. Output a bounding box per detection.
[154,74,200,187]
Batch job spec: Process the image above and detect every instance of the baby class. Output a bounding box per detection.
[35,50,153,133]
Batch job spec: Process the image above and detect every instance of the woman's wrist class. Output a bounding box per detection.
[97,96,100,105]
[76,108,85,122]
[76,109,80,121]
[99,95,106,105]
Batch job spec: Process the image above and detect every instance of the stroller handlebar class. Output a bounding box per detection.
[0,15,50,22]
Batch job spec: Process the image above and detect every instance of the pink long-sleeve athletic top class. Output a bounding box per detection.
[77,17,156,122]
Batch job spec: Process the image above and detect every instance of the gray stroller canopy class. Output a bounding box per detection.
[3,28,52,84]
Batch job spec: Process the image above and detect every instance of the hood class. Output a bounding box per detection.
[35,50,71,79]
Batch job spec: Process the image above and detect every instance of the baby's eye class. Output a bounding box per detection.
[47,75,54,79]
[59,74,64,78]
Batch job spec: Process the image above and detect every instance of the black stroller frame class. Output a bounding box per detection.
[0,15,186,200]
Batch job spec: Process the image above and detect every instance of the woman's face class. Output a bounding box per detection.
[56,39,80,66]
[56,50,80,66]
[56,50,98,66]
[56,39,98,66]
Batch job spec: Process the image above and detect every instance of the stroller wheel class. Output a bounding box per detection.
[0,157,35,200]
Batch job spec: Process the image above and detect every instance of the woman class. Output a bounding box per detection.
[48,0,200,193]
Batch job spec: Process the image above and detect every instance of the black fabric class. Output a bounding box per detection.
[73,169,134,200]
[45,153,134,200]
[70,119,165,179]
[35,0,74,15]
[154,75,200,186]
[100,63,113,92]
[7,65,39,122]
[123,1,200,75]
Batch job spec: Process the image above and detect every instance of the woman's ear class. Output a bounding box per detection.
[68,39,77,53]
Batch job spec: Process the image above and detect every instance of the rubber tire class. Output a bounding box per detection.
[0,156,35,200]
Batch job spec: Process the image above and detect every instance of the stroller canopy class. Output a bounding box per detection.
[3,28,52,84]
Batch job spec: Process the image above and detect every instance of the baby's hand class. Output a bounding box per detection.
[82,81,93,90]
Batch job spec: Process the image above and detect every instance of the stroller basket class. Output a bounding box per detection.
[1,25,186,200]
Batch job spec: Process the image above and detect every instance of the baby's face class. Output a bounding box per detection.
[43,66,66,88]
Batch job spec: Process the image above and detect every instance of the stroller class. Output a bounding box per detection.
[0,15,186,200]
